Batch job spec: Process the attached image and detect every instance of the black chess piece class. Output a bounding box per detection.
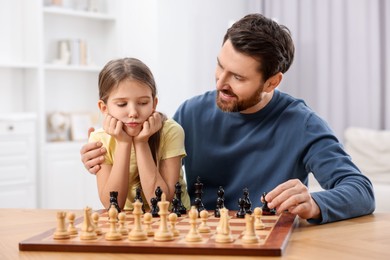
[214,186,225,218]
[193,176,205,213]
[175,182,187,214]
[171,197,181,217]
[108,191,121,213]
[262,192,276,215]
[150,197,159,217]
[155,186,163,201]
[243,188,253,214]
[236,197,246,218]
[134,187,145,213]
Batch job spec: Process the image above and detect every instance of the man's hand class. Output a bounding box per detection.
[80,127,106,174]
[134,112,163,143]
[265,179,321,220]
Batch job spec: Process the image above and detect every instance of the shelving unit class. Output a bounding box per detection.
[0,0,119,209]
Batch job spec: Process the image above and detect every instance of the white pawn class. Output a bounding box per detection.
[168,213,180,237]
[185,206,202,242]
[67,212,78,235]
[53,211,70,240]
[241,214,259,244]
[91,212,102,235]
[105,205,122,241]
[118,212,128,235]
[254,207,265,230]
[143,212,154,237]
[198,210,210,233]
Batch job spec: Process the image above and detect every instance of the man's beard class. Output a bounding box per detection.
[216,87,263,112]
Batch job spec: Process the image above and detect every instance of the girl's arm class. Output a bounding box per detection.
[96,142,132,209]
[133,112,180,205]
[96,114,133,209]
[134,141,182,204]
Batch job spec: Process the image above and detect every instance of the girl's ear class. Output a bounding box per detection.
[153,97,158,111]
[98,100,108,114]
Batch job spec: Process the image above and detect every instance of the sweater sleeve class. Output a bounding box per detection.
[302,113,375,224]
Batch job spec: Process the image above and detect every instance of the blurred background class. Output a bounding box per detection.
[0,0,389,209]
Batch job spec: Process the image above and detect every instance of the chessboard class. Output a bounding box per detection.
[19,209,297,256]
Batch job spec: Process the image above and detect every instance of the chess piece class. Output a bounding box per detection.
[143,212,154,237]
[175,182,187,214]
[236,197,246,218]
[67,212,78,235]
[150,197,159,217]
[168,213,180,237]
[91,212,103,235]
[134,187,145,213]
[254,207,265,230]
[243,188,253,214]
[198,210,211,233]
[154,193,174,241]
[53,211,70,240]
[80,207,97,240]
[171,197,181,217]
[185,206,202,242]
[129,200,147,241]
[214,186,225,218]
[194,176,206,213]
[262,192,276,215]
[118,212,129,236]
[242,214,259,244]
[109,191,121,213]
[155,186,163,202]
[215,208,234,243]
[105,205,122,241]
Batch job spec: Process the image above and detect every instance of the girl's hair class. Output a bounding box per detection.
[98,57,166,165]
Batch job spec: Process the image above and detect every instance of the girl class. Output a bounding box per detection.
[89,57,190,211]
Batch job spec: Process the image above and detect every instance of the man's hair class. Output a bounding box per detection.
[223,13,295,81]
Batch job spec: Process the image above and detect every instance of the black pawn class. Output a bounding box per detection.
[262,192,276,215]
[236,197,246,218]
[243,188,253,214]
[109,191,121,213]
[171,197,181,217]
[155,186,163,202]
[134,187,145,213]
[150,197,159,217]
[175,182,187,214]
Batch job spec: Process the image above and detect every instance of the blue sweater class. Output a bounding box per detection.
[173,89,375,224]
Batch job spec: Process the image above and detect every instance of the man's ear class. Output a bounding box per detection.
[264,72,283,93]
[98,100,108,114]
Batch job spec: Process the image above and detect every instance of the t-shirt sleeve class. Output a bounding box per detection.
[159,119,186,160]
[88,129,114,165]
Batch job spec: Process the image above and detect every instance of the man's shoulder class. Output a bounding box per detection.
[181,90,216,108]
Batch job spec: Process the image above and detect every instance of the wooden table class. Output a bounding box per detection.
[1,209,389,260]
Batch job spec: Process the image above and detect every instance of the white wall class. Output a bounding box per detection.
[116,0,250,117]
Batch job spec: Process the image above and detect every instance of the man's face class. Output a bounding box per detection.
[215,39,265,113]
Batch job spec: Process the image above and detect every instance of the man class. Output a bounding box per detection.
[81,13,375,224]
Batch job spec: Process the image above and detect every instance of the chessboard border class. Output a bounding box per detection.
[19,211,298,256]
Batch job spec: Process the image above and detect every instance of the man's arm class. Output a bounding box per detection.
[80,127,106,174]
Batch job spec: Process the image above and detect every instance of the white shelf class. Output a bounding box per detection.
[43,6,115,21]
[0,62,39,69]
[44,64,101,72]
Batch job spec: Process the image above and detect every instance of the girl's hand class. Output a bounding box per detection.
[103,114,132,143]
[134,112,163,143]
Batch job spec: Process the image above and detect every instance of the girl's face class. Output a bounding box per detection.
[98,79,157,136]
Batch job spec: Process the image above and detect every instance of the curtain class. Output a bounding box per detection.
[253,0,389,139]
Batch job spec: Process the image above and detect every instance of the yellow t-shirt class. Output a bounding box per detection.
[89,118,190,210]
